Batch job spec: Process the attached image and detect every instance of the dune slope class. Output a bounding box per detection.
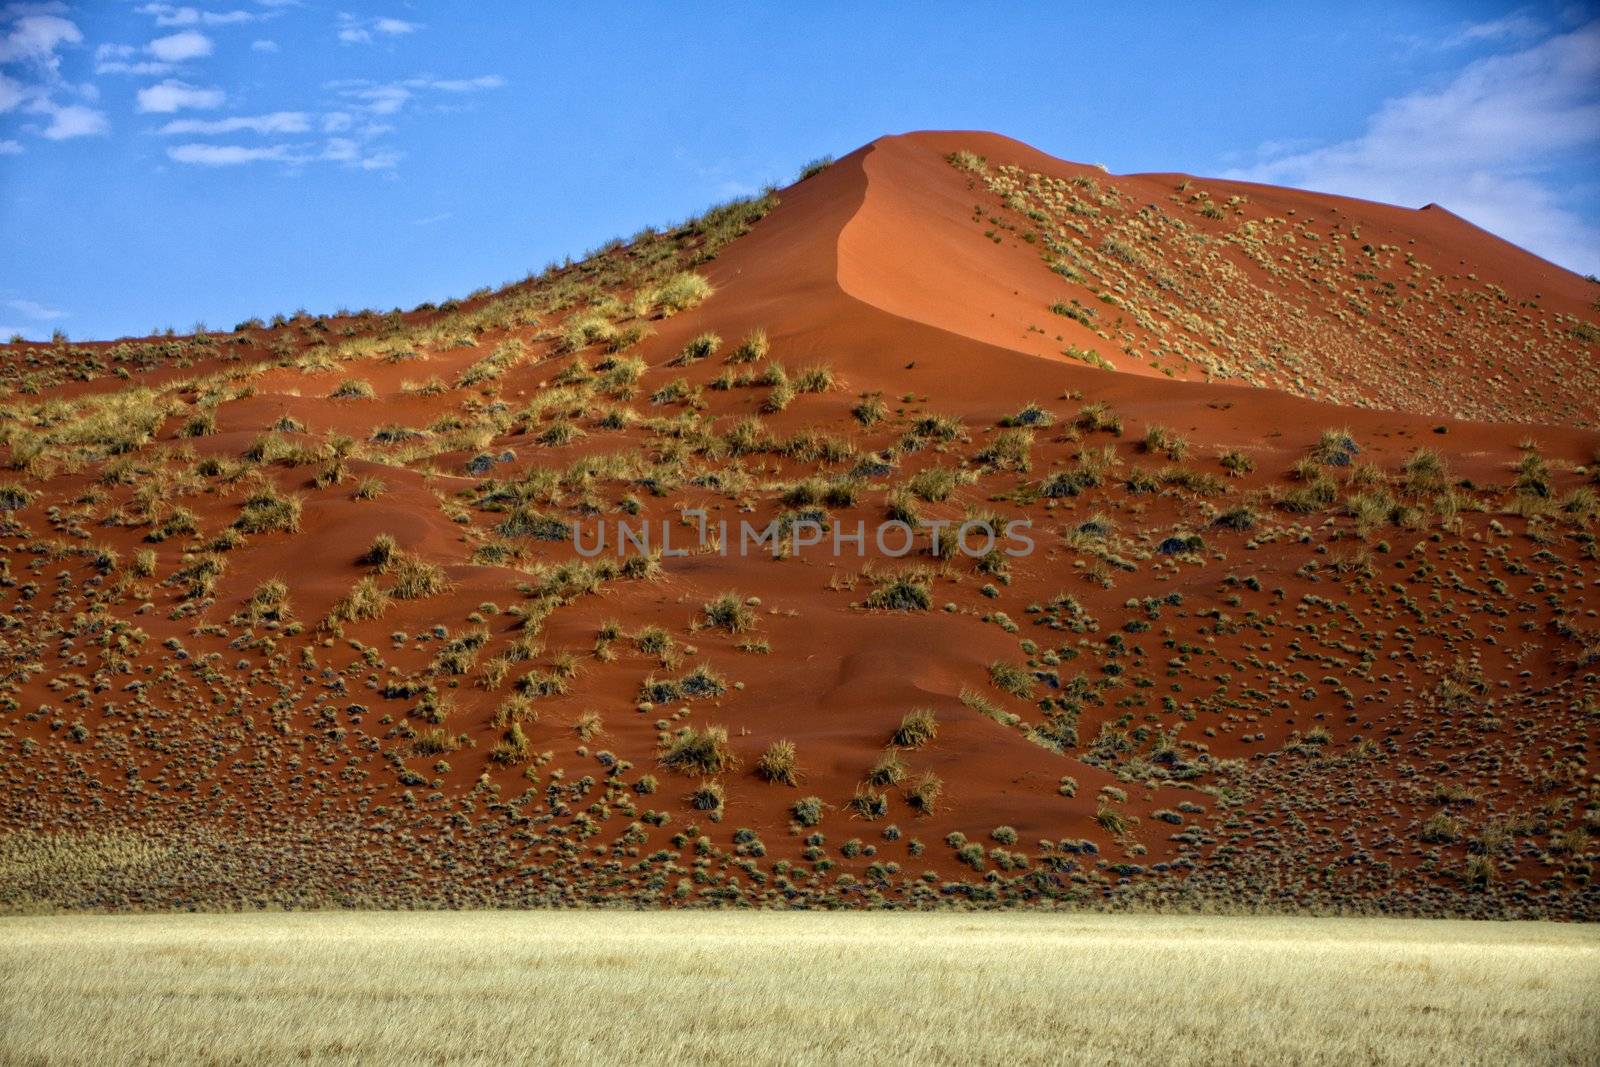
[0,131,1597,915]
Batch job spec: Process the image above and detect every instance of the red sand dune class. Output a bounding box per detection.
[0,131,1597,914]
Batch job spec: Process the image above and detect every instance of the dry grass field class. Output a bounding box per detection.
[0,911,1595,1065]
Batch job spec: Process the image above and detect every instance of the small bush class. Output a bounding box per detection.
[866,573,932,611]
[687,780,725,813]
[850,787,889,821]
[792,795,825,826]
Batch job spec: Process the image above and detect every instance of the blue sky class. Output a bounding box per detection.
[2,1,1597,341]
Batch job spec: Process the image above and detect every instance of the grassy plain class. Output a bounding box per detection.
[1,911,1596,1064]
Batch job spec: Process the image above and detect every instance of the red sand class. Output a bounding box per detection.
[0,131,1596,913]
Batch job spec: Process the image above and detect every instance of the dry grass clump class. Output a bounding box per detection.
[659,725,736,776]
[234,486,302,534]
[324,576,390,628]
[906,771,943,814]
[649,272,714,316]
[892,708,938,748]
[754,740,798,785]
[702,592,756,633]
[865,572,932,611]
[866,751,907,788]
[329,378,376,400]
[726,328,768,364]
[670,332,720,365]
[1140,425,1188,460]
[390,555,450,600]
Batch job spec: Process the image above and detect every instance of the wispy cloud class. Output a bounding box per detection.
[136,4,258,27]
[1441,14,1547,48]
[7,297,66,319]
[329,74,505,118]
[429,74,505,93]
[94,43,172,76]
[166,137,399,169]
[1227,21,1600,275]
[158,110,308,134]
[167,141,291,165]
[336,14,417,45]
[4,3,499,175]
[136,78,224,112]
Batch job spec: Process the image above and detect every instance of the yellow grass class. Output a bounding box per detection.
[1,911,1596,1065]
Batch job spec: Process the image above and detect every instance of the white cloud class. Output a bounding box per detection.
[337,14,418,45]
[136,78,224,112]
[7,297,64,319]
[168,142,294,165]
[158,110,308,134]
[0,13,81,67]
[0,70,25,111]
[1,10,104,140]
[147,29,212,62]
[0,138,21,153]
[1228,22,1600,276]
[31,100,108,139]
[250,38,277,52]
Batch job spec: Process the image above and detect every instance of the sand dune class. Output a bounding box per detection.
[0,132,1596,914]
